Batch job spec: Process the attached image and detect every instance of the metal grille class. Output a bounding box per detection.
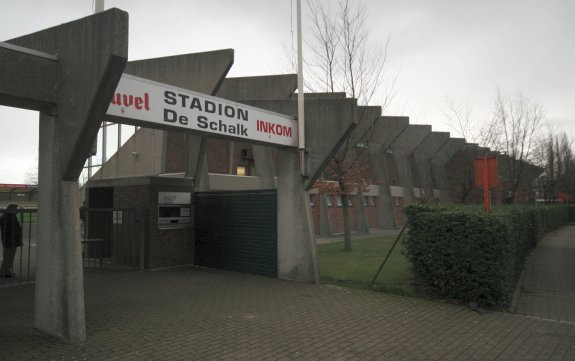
[82,208,145,271]
[195,190,277,277]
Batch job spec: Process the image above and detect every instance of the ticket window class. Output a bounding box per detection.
[158,192,191,229]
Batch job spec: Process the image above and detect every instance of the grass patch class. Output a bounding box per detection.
[317,235,416,297]
[18,211,37,224]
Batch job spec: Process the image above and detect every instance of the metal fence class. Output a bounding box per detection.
[82,208,145,271]
[0,207,145,288]
[0,208,37,287]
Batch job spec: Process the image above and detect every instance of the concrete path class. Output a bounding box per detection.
[1,267,574,360]
[512,224,575,323]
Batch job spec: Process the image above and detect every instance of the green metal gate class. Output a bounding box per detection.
[194,189,277,277]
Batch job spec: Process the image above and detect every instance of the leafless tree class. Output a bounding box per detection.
[442,95,476,142]
[534,128,575,202]
[481,89,544,202]
[304,0,395,250]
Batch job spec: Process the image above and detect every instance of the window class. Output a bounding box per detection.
[347,198,353,207]
[336,195,343,207]
[309,193,316,207]
[363,196,368,207]
[369,196,376,207]
[326,194,333,207]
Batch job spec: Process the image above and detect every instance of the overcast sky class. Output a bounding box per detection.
[1,0,573,184]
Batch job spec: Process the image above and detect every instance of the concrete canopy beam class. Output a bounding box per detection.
[95,50,235,183]
[217,74,297,101]
[370,116,410,149]
[0,42,58,113]
[125,49,234,96]
[432,138,466,166]
[6,8,128,181]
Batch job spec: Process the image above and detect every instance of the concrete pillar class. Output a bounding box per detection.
[387,125,432,205]
[319,193,333,236]
[253,145,276,188]
[410,132,450,199]
[369,116,410,229]
[369,143,394,229]
[35,114,86,342]
[355,193,370,233]
[276,150,319,283]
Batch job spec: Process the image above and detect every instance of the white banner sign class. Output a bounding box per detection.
[106,74,298,147]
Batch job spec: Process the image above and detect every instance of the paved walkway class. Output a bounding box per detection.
[1,265,575,360]
[512,224,575,323]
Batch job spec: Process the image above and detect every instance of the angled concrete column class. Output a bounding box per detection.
[410,132,450,199]
[276,149,319,282]
[387,125,432,205]
[244,98,357,282]
[369,116,409,229]
[186,135,210,191]
[432,138,465,202]
[4,9,128,342]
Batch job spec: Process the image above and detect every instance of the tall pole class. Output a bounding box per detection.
[95,0,105,13]
[297,0,306,176]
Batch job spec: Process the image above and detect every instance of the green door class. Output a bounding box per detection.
[194,190,277,277]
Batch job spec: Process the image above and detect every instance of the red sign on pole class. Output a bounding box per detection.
[474,157,498,212]
[474,157,498,189]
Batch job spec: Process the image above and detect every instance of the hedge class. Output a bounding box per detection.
[404,204,571,308]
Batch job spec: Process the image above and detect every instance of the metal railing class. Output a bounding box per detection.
[0,206,146,288]
[0,208,36,287]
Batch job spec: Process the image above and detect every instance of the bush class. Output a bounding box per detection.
[404,204,570,308]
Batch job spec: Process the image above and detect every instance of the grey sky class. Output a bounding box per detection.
[1,0,573,183]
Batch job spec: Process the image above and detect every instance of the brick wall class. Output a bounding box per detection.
[113,184,195,269]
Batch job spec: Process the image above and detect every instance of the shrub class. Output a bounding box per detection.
[404,204,570,308]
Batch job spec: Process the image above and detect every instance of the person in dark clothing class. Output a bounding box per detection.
[1,204,23,278]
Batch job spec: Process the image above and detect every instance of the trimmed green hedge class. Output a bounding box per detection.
[404,204,570,307]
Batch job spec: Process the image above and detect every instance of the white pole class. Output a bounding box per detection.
[95,0,105,13]
[297,0,306,176]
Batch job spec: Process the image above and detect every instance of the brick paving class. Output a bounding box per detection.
[1,264,575,360]
[512,224,575,323]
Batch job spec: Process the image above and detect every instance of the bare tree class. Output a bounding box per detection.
[303,0,394,251]
[481,90,544,202]
[534,128,575,203]
[442,95,476,142]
